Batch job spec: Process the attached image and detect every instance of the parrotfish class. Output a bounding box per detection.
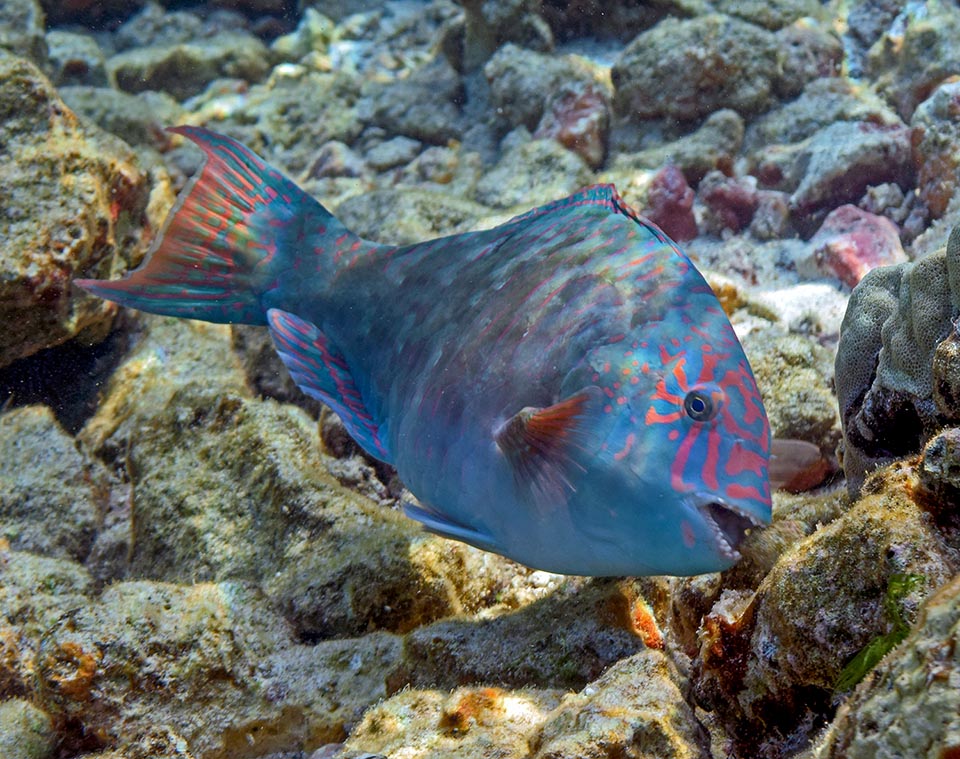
[77,127,771,576]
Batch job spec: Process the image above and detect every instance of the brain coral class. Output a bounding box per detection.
[836,225,960,493]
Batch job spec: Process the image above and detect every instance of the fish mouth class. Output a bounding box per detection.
[697,499,765,562]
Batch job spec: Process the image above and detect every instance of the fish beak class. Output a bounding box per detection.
[695,497,765,562]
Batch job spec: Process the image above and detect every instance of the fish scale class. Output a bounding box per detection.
[78,126,772,577]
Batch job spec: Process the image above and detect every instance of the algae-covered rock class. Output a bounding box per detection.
[0,0,46,65]
[740,327,840,453]
[0,405,107,562]
[393,579,648,692]
[45,30,107,87]
[0,548,94,699]
[483,44,604,133]
[0,698,56,759]
[694,462,957,758]
[59,86,184,150]
[867,0,960,119]
[835,226,960,494]
[612,14,782,123]
[0,51,154,369]
[334,189,492,244]
[107,32,271,102]
[912,80,960,219]
[813,573,960,758]
[531,650,709,759]
[342,686,565,759]
[610,109,745,185]
[358,57,462,145]
[474,138,593,210]
[36,580,402,757]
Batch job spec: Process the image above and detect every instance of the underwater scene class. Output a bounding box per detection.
[1,0,959,756]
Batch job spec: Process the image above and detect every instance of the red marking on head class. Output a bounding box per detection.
[726,483,767,501]
[604,404,613,414]
[681,520,696,548]
[622,367,632,376]
[617,396,627,405]
[645,408,683,424]
[668,429,680,441]
[630,376,640,385]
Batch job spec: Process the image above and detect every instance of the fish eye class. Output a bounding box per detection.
[684,390,715,421]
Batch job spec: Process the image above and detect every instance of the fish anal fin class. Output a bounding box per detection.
[495,387,602,508]
[267,308,390,463]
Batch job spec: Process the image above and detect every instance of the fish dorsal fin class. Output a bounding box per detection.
[495,387,603,509]
[267,309,390,463]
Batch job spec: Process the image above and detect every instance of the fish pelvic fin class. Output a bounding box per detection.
[267,308,390,463]
[76,126,370,325]
[495,387,604,510]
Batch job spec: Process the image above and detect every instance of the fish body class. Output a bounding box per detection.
[78,127,771,576]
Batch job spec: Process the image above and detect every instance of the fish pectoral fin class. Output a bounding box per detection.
[494,387,604,509]
[267,308,390,463]
[403,502,503,554]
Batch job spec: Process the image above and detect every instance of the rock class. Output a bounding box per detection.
[789,121,914,217]
[813,573,960,758]
[474,138,593,210]
[484,44,603,133]
[612,14,782,123]
[534,81,610,170]
[835,226,960,493]
[749,189,794,239]
[305,140,367,179]
[0,0,46,65]
[916,427,960,519]
[0,699,56,759]
[740,327,841,454]
[808,205,907,287]
[698,171,759,234]
[365,135,422,172]
[205,67,364,177]
[612,109,745,185]
[0,51,155,369]
[0,406,106,562]
[642,165,698,243]
[34,580,402,756]
[334,189,491,244]
[540,2,667,42]
[38,0,145,26]
[912,80,960,219]
[531,650,709,758]
[694,464,957,758]
[744,77,902,153]
[358,57,462,145]
[58,86,184,150]
[773,18,843,99]
[107,32,271,101]
[867,0,960,120]
[45,30,107,87]
[111,3,206,51]
[714,0,822,30]
[271,8,336,62]
[341,687,565,759]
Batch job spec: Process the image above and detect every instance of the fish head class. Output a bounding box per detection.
[572,307,771,576]
[625,311,771,573]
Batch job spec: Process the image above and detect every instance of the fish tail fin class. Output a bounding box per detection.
[76,125,366,325]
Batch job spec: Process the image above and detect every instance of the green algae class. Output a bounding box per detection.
[835,573,926,693]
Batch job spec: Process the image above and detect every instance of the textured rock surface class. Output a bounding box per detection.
[912,79,960,219]
[0,51,155,369]
[0,406,106,562]
[0,698,56,759]
[808,204,907,287]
